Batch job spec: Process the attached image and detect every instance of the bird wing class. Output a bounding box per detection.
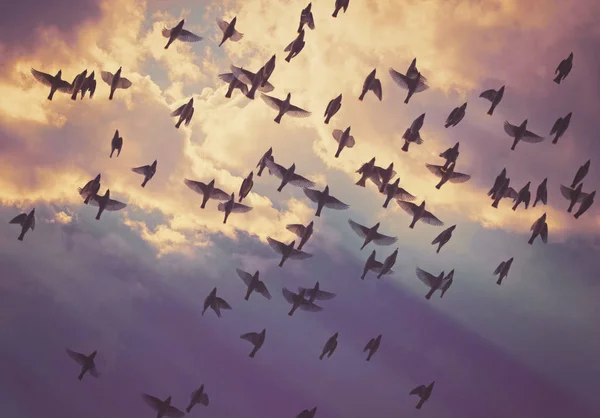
[200,393,209,406]
[231,202,252,213]
[370,78,383,101]
[286,223,306,237]
[100,71,114,86]
[165,405,186,418]
[560,184,575,200]
[116,78,132,89]
[290,173,316,188]
[415,79,429,93]
[240,332,260,344]
[171,104,186,117]
[210,188,231,200]
[394,188,416,201]
[388,68,410,90]
[179,29,203,42]
[421,210,444,226]
[503,121,517,137]
[267,237,287,255]
[410,385,426,396]
[216,19,229,33]
[299,302,323,312]
[303,188,321,203]
[396,200,418,216]
[256,281,272,299]
[364,339,374,352]
[162,27,171,38]
[142,394,163,411]
[265,158,286,179]
[425,164,444,179]
[550,118,562,135]
[132,165,149,175]
[9,213,27,225]
[479,89,497,102]
[230,65,254,85]
[431,230,444,245]
[229,29,244,42]
[281,287,296,304]
[372,232,398,246]
[30,68,54,87]
[448,172,471,183]
[493,261,505,275]
[218,73,234,83]
[307,16,315,30]
[184,179,208,196]
[260,93,284,111]
[369,260,384,273]
[348,219,370,238]
[105,199,127,211]
[540,223,549,243]
[236,268,253,286]
[66,348,87,366]
[284,39,294,52]
[521,130,545,143]
[346,135,356,148]
[324,195,349,210]
[313,290,336,300]
[504,187,519,200]
[214,297,232,310]
[287,104,312,118]
[415,268,437,288]
[289,248,313,260]
[332,129,344,142]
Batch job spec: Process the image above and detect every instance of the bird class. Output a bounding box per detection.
[30,68,72,100]
[297,406,318,418]
[320,332,339,360]
[229,65,276,100]
[425,162,471,190]
[574,191,595,219]
[532,178,548,207]
[347,219,397,250]
[554,52,573,84]
[571,160,590,188]
[397,201,443,229]
[162,19,203,49]
[238,172,254,202]
[405,58,426,80]
[303,185,350,217]
[217,193,252,224]
[493,257,514,286]
[87,189,127,220]
[186,385,209,413]
[479,85,505,115]
[415,267,449,299]
[503,119,545,150]
[264,160,316,192]
[218,72,249,98]
[431,225,456,254]
[256,147,274,177]
[491,177,518,208]
[371,163,396,193]
[361,250,379,280]
[363,334,382,361]
[331,126,356,158]
[560,183,591,213]
[382,178,415,208]
[259,55,277,88]
[355,157,376,187]
[440,270,454,298]
[217,16,243,47]
[550,112,572,144]
[358,69,382,101]
[389,69,429,104]
[142,394,185,418]
[79,174,101,204]
[410,381,435,409]
[286,221,314,250]
[202,287,232,317]
[298,3,315,33]
[65,349,99,381]
[284,29,306,62]
[377,249,398,279]
[240,329,266,358]
[282,288,322,316]
[132,160,157,188]
[171,97,194,129]
[440,142,460,170]
[266,237,313,267]
[445,103,467,128]
[69,69,87,100]
[528,213,548,245]
[110,130,123,158]
[298,281,337,303]
[184,179,230,209]
[101,67,132,100]
[401,113,425,152]
[261,92,311,123]
[236,269,271,301]
[324,94,342,124]
[332,0,350,17]
[488,168,507,198]
[512,181,531,211]
[80,71,97,99]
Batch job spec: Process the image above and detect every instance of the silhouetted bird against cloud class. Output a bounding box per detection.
[303,185,350,217]
[560,183,591,213]
[260,54,277,87]
[358,69,382,101]
[297,406,318,418]
[550,112,572,144]
[286,221,314,250]
[202,287,232,317]
[171,97,194,129]
[377,248,398,279]
[512,181,531,211]
[87,189,127,220]
[30,68,71,100]
[217,17,243,47]
[332,126,355,158]
[284,29,306,62]
[445,103,467,128]
[265,159,316,192]
[239,172,254,202]
[348,219,397,250]
[491,177,518,208]
[425,162,471,190]
[528,213,548,245]
[364,334,381,361]
[389,68,428,104]
[236,268,271,301]
[79,174,101,204]
[142,394,185,418]
[431,225,456,254]
[132,160,157,187]
[371,163,396,193]
[110,130,123,158]
[488,168,507,198]
[80,71,96,99]
[69,69,87,100]
[574,190,595,219]
[356,157,376,187]
[256,147,274,177]
[298,3,315,33]
[332,0,349,17]
[571,160,590,188]
[240,329,266,358]
[299,281,336,303]
[218,193,252,224]
[261,92,311,123]
[398,201,443,229]
[101,67,132,100]
[218,72,249,98]
[186,385,209,413]
[66,348,99,381]
[554,52,573,84]
[405,58,426,80]
[324,94,342,124]
[416,267,449,299]
[503,119,545,151]
[320,332,338,360]
[184,179,230,209]
[382,177,415,208]
[162,19,203,49]
[401,113,425,152]
[267,237,313,267]
[493,257,514,286]
[230,65,275,100]
[440,142,460,170]
[410,381,435,409]
[533,178,548,207]
[282,288,322,316]
[479,85,505,115]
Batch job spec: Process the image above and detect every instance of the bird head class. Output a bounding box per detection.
[307,220,314,229]
[260,329,266,336]
[461,102,467,110]
[314,281,320,290]
[540,213,547,221]
[589,191,597,199]
[374,222,381,229]
[94,173,101,182]
[209,287,217,297]
[419,201,426,209]
[285,92,292,101]
[152,160,157,168]
[332,332,339,338]
[90,350,97,358]
[189,97,194,105]
[290,163,296,171]
[165,396,172,405]
[575,183,583,192]
[178,19,185,26]
[247,171,254,180]
[336,93,343,102]
[208,179,216,187]
[229,192,235,201]
[568,52,574,60]
[231,16,237,25]
[323,185,329,193]
[106,189,111,198]
[541,177,547,185]
[448,225,457,232]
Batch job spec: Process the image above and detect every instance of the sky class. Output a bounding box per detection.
[1,0,599,417]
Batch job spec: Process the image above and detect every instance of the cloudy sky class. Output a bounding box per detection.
[1,0,599,417]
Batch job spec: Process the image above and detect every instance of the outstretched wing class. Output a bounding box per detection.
[281,287,296,304]
[348,219,370,238]
[210,188,231,201]
[236,268,253,286]
[267,237,287,255]
[389,68,410,90]
[162,28,171,38]
[142,394,163,411]
[179,29,203,42]
[493,262,505,275]
[425,164,444,179]
[504,187,519,200]
[287,104,312,118]
[260,93,284,111]
[216,19,229,33]
[100,71,114,85]
[9,213,27,225]
[521,130,545,143]
[370,78,383,101]
[170,104,186,117]
[214,297,232,310]
[394,188,416,201]
[286,223,306,237]
[30,68,54,87]
[218,73,234,84]
[372,232,397,246]
[132,165,149,175]
[299,302,323,312]
[415,268,436,288]
[540,223,549,243]
[240,332,259,343]
[199,393,209,406]
[231,202,252,213]
[265,158,286,179]
[230,65,254,85]
[105,199,127,211]
[290,173,316,188]
[415,80,429,93]
[289,248,313,260]
[66,348,87,366]
[479,89,497,102]
[550,118,562,135]
[397,200,418,216]
[303,188,321,203]
[421,210,444,226]
[324,195,349,210]
[165,405,186,418]
[410,385,426,396]
[312,289,336,300]
[256,281,272,299]
[448,172,471,183]
[503,121,517,137]
[229,29,244,42]
[116,78,132,89]
[184,179,208,196]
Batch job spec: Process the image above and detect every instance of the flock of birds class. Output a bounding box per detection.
[7,1,597,417]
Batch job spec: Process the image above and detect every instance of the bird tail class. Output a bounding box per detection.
[47,90,55,101]
[332,9,339,17]
[528,236,534,245]
[109,90,114,100]
[401,141,410,152]
[574,213,581,219]
[274,114,283,124]
[186,405,193,413]
[383,198,390,208]
[78,370,85,381]
[404,97,409,104]
[249,349,257,358]
[110,149,114,158]
[279,259,285,267]
[487,107,494,116]
[552,136,559,144]
[553,74,562,84]
[491,199,499,208]
[141,180,148,188]
[358,91,365,101]
[425,289,435,300]
[324,115,331,124]
[416,399,425,409]
[95,212,101,220]
[315,206,322,217]
[335,149,341,158]
[17,231,25,241]
[319,353,325,360]
[435,183,442,190]
[496,277,502,285]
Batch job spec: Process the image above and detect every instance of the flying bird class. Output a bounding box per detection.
[101,67,132,100]
[332,0,349,17]
[171,97,194,129]
[267,237,313,267]
[361,250,379,280]
[398,201,443,229]
[332,126,356,158]
[65,348,99,381]
[415,267,449,299]
[491,177,518,209]
[303,185,350,217]
[217,17,243,47]
[184,179,230,209]
[259,54,277,87]
[410,381,435,409]
[356,157,376,187]
[261,92,311,123]
[503,119,545,150]
[528,213,548,245]
[493,257,514,286]
[87,189,127,220]
[554,52,573,84]
[240,329,266,358]
[265,159,316,192]
[445,103,467,128]
[532,178,548,207]
[284,29,306,62]
[230,65,275,99]
[286,221,314,250]
[550,112,572,144]
[388,68,428,104]
[239,172,254,202]
[440,270,454,298]
[479,85,505,115]
[132,160,157,187]
[382,178,415,208]
[256,147,274,177]
[110,130,123,158]
[571,160,590,188]
[405,58,426,80]
[186,385,209,413]
[431,225,456,254]
[202,287,232,317]
[218,193,252,224]
[297,407,318,418]
[79,174,101,204]
[560,183,591,213]
[298,3,315,33]
[218,72,249,98]
[360,250,394,280]
[371,163,396,193]
[364,335,381,361]
[69,69,87,100]
[30,68,71,100]
[358,69,382,101]
[425,162,471,190]
[377,248,398,279]
[401,113,425,152]
[348,219,397,250]
[236,268,271,301]
[440,142,460,170]
[80,71,97,99]
[298,281,336,303]
[488,168,507,198]
[320,332,339,360]
[324,94,342,124]
[282,288,322,316]
[512,181,531,211]
[162,19,203,49]
[574,190,595,219]
[142,394,185,418]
